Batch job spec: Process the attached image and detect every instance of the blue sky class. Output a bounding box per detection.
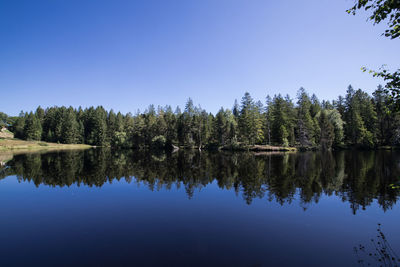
[1,0,399,115]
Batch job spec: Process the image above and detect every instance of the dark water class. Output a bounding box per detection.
[0,149,399,266]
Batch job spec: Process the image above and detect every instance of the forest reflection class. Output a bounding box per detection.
[1,149,399,214]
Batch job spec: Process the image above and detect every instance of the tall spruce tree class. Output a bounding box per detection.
[12,111,26,139]
[318,110,334,150]
[24,112,42,141]
[238,92,263,145]
[84,107,107,146]
[270,94,289,146]
[296,88,315,146]
[61,107,80,144]
[343,85,376,147]
[265,95,273,145]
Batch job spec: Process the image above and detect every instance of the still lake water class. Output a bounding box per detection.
[0,149,399,266]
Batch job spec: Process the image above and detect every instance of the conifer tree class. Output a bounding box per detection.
[232,99,239,118]
[343,86,376,147]
[265,95,273,145]
[238,92,264,145]
[61,107,80,144]
[84,107,107,146]
[213,108,228,145]
[7,87,397,150]
[24,112,42,140]
[12,111,27,139]
[319,110,334,150]
[284,95,296,146]
[296,88,315,146]
[164,105,177,146]
[270,95,289,146]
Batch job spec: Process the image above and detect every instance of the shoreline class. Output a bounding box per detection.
[2,137,399,155]
[0,138,93,153]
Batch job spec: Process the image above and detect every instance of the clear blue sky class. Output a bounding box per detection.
[1,0,399,115]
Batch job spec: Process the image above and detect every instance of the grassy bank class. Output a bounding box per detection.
[0,138,92,153]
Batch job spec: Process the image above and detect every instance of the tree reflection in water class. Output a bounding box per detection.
[1,149,400,214]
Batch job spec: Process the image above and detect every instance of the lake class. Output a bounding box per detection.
[0,149,399,266]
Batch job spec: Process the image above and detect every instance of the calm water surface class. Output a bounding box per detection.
[0,149,399,266]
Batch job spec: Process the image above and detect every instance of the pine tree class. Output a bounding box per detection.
[35,106,45,123]
[24,112,42,140]
[213,108,228,145]
[107,109,117,144]
[284,95,296,146]
[296,88,315,146]
[343,86,377,147]
[319,110,334,150]
[232,99,239,118]
[164,105,177,146]
[84,106,108,146]
[238,92,264,145]
[131,113,145,148]
[265,95,273,145]
[334,95,346,117]
[61,107,80,144]
[270,95,289,146]
[179,98,195,147]
[12,111,26,139]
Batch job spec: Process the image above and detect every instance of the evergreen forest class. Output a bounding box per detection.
[3,86,400,150]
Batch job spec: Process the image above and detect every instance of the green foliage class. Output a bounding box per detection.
[112,131,128,148]
[61,108,80,144]
[24,112,42,140]
[325,109,344,146]
[343,86,377,147]
[269,94,294,146]
[238,92,264,145]
[10,112,26,139]
[389,182,400,190]
[348,0,400,39]
[363,66,400,108]
[297,88,316,146]
[84,107,108,146]
[0,112,8,127]
[212,108,237,145]
[6,85,400,150]
[348,0,400,108]
[318,110,334,150]
[151,135,167,149]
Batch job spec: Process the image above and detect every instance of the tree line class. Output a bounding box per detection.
[5,85,400,149]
